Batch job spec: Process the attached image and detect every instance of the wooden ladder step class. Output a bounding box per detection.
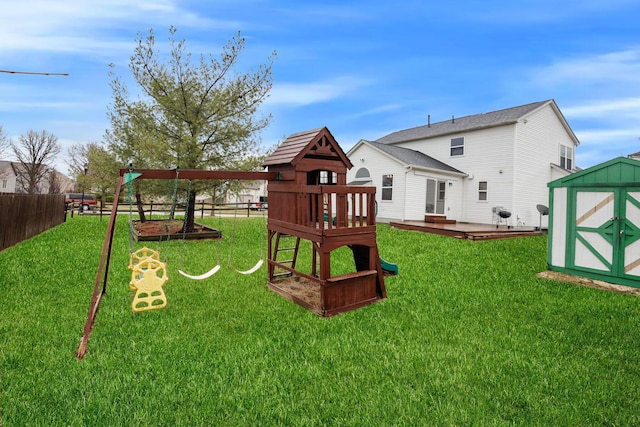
[273,271,293,278]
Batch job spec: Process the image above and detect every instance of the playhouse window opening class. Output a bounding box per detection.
[382,174,393,200]
[307,170,336,185]
[319,170,337,184]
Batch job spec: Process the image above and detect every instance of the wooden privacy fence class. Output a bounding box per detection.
[0,194,66,251]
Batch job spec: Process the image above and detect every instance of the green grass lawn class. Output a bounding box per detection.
[1,215,639,426]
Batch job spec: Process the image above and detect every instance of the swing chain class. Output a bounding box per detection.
[156,169,180,259]
[179,179,191,269]
[227,181,266,273]
[127,166,135,255]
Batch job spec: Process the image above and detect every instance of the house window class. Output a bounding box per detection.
[351,167,372,185]
[2,179,6,189]
[478,181,487,201]
[450,137,464,156]
[560,145,573,170]
[382,174,393,200]
[355,168,370,179]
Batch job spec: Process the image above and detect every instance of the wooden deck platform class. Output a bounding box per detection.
[389,220,544,240]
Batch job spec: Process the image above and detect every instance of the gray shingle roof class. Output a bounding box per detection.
[376,100,551,144]
[366,141,465,175]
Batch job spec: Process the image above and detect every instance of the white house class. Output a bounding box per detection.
[346,100,579,227]
[0,160,74,194]
[0,161,18,193]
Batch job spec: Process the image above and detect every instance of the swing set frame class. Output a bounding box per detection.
[77,127,391,359]
[76,168,277,359]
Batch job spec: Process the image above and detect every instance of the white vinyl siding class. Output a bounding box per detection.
[347,102,577,227]
[346,144,407,222]
[514,104,577,228]
[402,124,514,224]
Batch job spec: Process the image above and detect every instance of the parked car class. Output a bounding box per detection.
[65,193,97,211]
[250,196,268,210]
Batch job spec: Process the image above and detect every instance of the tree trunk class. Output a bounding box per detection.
[136,193,146,222]
[183,191,197,233]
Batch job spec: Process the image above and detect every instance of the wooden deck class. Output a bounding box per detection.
[389,220,544,240]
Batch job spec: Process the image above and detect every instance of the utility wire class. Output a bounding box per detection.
[0,69,69,76]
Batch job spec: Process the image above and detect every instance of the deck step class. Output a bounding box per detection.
[424,215,457,224]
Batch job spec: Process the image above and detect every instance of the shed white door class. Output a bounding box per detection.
[572,189,640,281]
[573,190,616,275]
[622,191,640,280]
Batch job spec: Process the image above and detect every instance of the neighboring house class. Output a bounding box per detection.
[628,150,640,162]
[347,99,579,227]
[196,180,268,207]
[0,160,73,194]
[233,180,268,207]
[0,161,18,193]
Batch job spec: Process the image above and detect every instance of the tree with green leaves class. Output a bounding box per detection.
[68,142,119,206]
[106,27,276,231]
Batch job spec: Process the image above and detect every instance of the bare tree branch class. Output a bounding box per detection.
[10,130,61,194]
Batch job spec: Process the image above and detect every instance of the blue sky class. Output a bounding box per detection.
[2,0,640,174]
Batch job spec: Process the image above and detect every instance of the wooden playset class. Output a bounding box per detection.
[262,127,388,316]
[76,127,392,359]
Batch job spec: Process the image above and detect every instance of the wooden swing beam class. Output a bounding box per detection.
[76,168,278,359]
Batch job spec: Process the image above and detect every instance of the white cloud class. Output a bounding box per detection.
[266,76,373,107]
[528,48,640,91]
[573,127,640,167]
[563,98,640,118]
[527,47,640,167]
[0,1,235,57]
[349,104,402,119]
[575,128,640,142]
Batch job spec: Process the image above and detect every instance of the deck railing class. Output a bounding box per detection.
[268,185,376,231]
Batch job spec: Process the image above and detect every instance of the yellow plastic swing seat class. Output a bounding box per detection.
[130,257,168,312]
[128,246,160,269]
[128,247,161,290]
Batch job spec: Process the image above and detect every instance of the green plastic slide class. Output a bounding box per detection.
[380,257,398,276]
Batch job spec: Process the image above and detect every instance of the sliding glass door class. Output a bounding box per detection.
[426,179,446,215]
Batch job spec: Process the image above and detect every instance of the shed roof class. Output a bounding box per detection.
[548,157,640,188]
[361,140,465,175]
[262,127,352,169]
[376,100,577,145]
